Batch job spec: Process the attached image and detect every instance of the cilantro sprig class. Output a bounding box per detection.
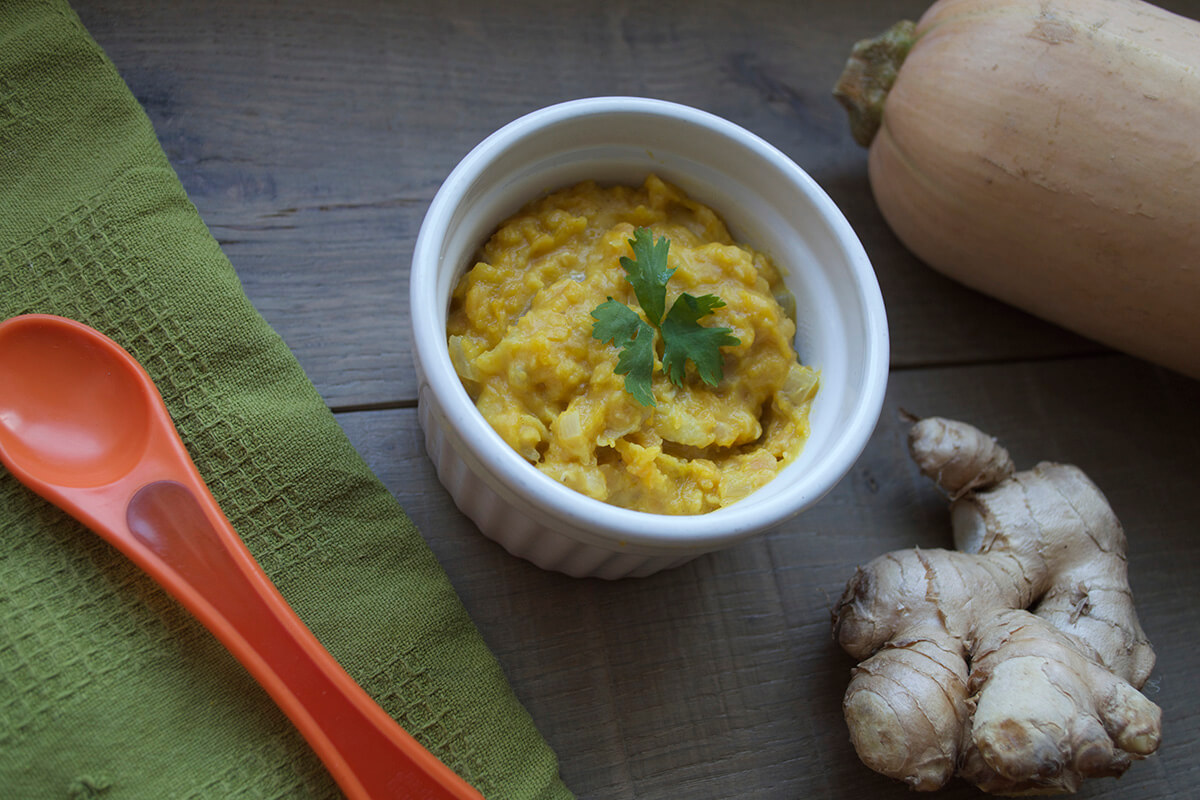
[591,228,740,407]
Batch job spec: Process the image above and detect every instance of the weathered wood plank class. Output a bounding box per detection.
[69,0,1162,407]
[58,1,1200,796]
[338,354,1200,799]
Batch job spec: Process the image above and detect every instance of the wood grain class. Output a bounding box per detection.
[69,0,1200,797]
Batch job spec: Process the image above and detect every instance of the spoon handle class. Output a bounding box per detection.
[121,478,484,800]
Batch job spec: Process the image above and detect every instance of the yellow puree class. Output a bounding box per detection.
[446,175,818,515]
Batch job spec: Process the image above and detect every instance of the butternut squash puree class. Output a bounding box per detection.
[446,175,818,515]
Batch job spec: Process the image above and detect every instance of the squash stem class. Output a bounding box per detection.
[833,20,917,147]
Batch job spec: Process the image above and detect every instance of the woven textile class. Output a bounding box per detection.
[0,1,570,797]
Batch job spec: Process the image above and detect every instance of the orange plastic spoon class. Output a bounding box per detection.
[0,314,484,800]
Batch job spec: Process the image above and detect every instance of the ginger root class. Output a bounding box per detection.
[832,417,1161,794]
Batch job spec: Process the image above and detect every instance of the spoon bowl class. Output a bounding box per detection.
[0,317,152,487]
[0,314,483,800]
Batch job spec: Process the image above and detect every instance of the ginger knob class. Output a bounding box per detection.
[833,417,1161,794]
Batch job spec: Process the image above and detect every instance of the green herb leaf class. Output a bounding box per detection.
[591,297,643,346]
[591,228,740,407]
[591,298,657,407]
[619,227,673,326]
[661,293,739,387]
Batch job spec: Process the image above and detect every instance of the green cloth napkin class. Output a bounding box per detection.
[0,2,572,797]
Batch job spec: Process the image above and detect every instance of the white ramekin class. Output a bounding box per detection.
[410,97,888,579]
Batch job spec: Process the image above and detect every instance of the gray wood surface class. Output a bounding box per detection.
[72,1,1200,797]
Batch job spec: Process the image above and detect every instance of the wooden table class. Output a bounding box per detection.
[72,1,1200,797]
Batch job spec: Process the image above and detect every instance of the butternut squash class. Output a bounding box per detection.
[835,0,1200,379]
